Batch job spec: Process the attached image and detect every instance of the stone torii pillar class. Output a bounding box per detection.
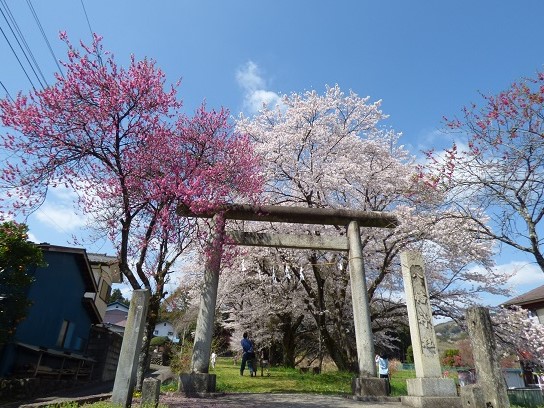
[178,204,398,395]
[347,220,376,376]
[179,215,224,395]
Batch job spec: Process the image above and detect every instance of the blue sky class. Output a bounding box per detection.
[2,0,544,304]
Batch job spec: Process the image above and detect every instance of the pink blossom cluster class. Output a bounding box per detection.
[0,34,262,284]
[1,35,261,218]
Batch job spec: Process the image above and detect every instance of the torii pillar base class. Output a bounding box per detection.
[178,373,216,396]
[352,377,389,397]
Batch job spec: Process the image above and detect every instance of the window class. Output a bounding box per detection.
[99,280,111,301]
[154,330,158,335]
[167,331,173,336]
[56,320,69,347]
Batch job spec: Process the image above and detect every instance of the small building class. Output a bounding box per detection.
[103,301,130,335]
[503,284,544,324]
[503,284,544,388]
[0,244,122,383]
[104,302,180,343]
[153,321,180,343]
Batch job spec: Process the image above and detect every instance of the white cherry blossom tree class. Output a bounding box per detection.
[228,85,504,372]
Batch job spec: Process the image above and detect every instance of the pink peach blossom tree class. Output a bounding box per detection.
[0,33,261,385]
[427,70,544,273]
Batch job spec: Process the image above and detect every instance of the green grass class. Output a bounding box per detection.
[389,368,412,396]
[210,357,410,396]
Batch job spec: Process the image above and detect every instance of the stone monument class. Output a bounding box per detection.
[111,289,150,408]
[462,307,510,407]
[400,251,460,408]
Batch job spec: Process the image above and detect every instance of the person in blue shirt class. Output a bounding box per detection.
[240,332,256,376]
[375,353,390,395]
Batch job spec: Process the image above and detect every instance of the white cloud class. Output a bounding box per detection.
[500,261,544,287]
[236,61,265,92]
[236,61,282,114]
[247,90,282,112]
[416,128,449,151]
[35,202,87,232]
[27,231,39,243]
[33,185,87,233]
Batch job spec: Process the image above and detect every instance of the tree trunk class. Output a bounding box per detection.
[282,325,296,367]
[279,313,304,367]
[317,313,356,372]
[305,255,358,373]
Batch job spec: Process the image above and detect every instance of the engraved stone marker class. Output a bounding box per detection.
[400,251,460,408]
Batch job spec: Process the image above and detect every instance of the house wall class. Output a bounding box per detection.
[86,326,122,382]
[535,307,544,324]
[153,322,180,343]
[104,308,128,326]
[90,259,120,320]
[94,275,109,319]
[106,302,129,313]
[14,251,94,352]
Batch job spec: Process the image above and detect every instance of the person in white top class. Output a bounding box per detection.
[210,351,217,368]
[375,353,390,395]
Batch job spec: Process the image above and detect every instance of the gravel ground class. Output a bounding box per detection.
[155,393,403,408]
[12,391,403,408]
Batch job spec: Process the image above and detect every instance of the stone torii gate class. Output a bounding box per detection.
[178,204,398,396]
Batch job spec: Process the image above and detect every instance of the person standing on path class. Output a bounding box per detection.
[375,353,390,395]
[240,332,255,376]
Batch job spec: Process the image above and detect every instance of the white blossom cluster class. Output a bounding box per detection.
[493,305,544,368]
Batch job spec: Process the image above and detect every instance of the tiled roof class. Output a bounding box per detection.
[88,253,118,264]
[503,284,544,306]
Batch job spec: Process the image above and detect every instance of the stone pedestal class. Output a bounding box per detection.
[459,384,485,407]
[401,378,461,408]
[406,377,457,396]
[352,377,388,397]
[142,377,161,407]
[178,373,216,396]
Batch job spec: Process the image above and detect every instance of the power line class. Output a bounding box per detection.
[79,0,103,67]
[2,0,49,86]
[0,2,47,89]
[0,24,37,91]
[80,0,94,39]
[0,80,13,101]
[26,0,64,78]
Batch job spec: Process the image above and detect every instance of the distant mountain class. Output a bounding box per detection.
[434,320,468,351]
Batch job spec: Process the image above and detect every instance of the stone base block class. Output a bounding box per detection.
[406,377,457,397]
[401,395,462,408]
[459,384,484,407]
[351,377,388,397]
[142,377,161,407]
[178,373,216,396]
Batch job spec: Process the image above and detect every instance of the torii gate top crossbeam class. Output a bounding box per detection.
[178,204,398,228]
